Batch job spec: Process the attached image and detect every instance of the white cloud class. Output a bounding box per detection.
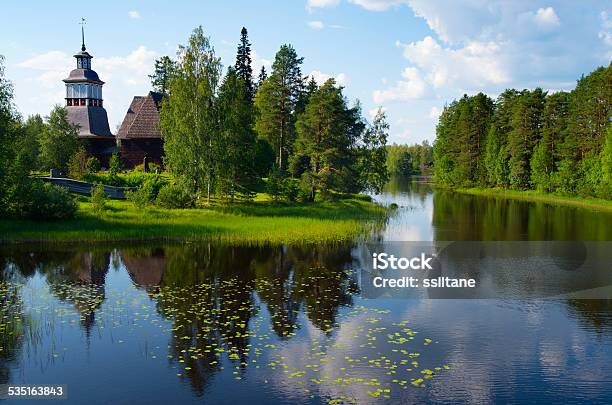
[348,0,405,12]
[306,0,340,10]
[533,7,560,30]
[307,70,348,86]
[128,10,141,20]
[368,106,386,120]
[252,50,272,75]
[397,36,509,90]
[307,20,325,30]
[372,67,428,103]
[600,11,612,47]
[429,106,441,119]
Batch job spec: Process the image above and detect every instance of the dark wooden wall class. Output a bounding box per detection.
[119,139,164,168]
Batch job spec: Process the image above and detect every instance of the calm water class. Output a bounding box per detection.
[1,178,612,404]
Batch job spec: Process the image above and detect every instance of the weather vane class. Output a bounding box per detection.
[79,17,86,51]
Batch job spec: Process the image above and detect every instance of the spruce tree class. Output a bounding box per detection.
[235,27,254,102]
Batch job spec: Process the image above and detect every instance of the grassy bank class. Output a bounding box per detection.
[0,195,387,245]
[455,187,612,212]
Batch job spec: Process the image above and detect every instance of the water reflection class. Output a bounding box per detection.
[0,176,611,403]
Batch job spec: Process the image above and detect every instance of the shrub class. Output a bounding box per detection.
[20,182,77,220]
[156,184,193,208]
[126,175,168,209]
[134,162,162,173]
[86,156,101,173]
[68,147,88,180]
[109,153,122,176]
[125,187,151,209]
[266,167,284,202]
[90,183,107,215]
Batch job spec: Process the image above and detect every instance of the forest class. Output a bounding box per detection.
[433,63,612,199]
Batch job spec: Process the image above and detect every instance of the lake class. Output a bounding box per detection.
[1,177,612,404]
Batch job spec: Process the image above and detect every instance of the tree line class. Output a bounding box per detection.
[433,63,612,199]
[386,141,433,176]
[157,26,389,202]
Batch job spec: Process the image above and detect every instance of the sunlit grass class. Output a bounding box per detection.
[0,195,388,245]
[455,187,612,212]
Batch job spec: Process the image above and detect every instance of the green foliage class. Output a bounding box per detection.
[386,142,433,176]
[254,44,304,170]
[265,167,285,202]
[253,138,275,177]
[90,183,107,215]
[20,182,77,220]
[235,27,254,101]
[216,67,257,202]
[86,156,101,173]
[149,56,176,95]
[38,106,81,172]
[359,108,390,194]
[68,147,88,179]
[109,152,122,176]
[434,63,612,199]
[156,183,193,208]
[160,26,222,201]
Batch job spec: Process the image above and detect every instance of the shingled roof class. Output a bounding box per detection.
[116,91,165,139]
[66,106,113,138]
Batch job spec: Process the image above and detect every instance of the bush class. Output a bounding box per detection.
[134,162,162,173]
[126,175,169,209]
[86,156,101,173]
[90,183,107,215]
[156,184,193,208]
[266,167,284,202]
[20,182,77,220]
[125,187,151,209]
[68,147,88,180]
[109,153,122,176]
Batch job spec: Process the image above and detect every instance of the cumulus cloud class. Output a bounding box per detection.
[600,11,612,47]
[128,10,141,20]
[372,67,428,103]
[307,20,325,30]
[307,70,348,86]
[348,0,406,12]
[533,7,560,30]
[306,0,340,10]
[251,50,272,75]
[397,36,509,89]
[429,106,441,119]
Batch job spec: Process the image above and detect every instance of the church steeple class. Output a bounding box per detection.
[81,17,86,52]
[62,19,113,139]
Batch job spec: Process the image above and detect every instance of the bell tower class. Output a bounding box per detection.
[62,18,115,162]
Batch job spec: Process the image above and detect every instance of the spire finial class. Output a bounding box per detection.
[80,18,86,51]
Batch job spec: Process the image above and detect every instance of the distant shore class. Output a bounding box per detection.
[0,195,387,245]
[454,187,612,212]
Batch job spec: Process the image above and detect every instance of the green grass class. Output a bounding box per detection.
[455,187,612,212]
[0,195,387,245]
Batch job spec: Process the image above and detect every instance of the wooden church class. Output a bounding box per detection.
[116,91,165,168]
[63,23,165,169]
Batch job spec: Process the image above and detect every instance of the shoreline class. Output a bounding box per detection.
[0,197,387,245]
[453,187,612,212]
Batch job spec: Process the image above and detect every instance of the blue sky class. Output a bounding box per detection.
[1,0,610,144]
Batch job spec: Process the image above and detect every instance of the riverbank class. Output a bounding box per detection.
[455,187,612,212]
[0,195,387,245]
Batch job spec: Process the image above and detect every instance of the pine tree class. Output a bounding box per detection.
[256,66,267,92]
[254,44,304,171]
[149,56,176,95]
[235,27,254,102]
[216,67,257,201]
